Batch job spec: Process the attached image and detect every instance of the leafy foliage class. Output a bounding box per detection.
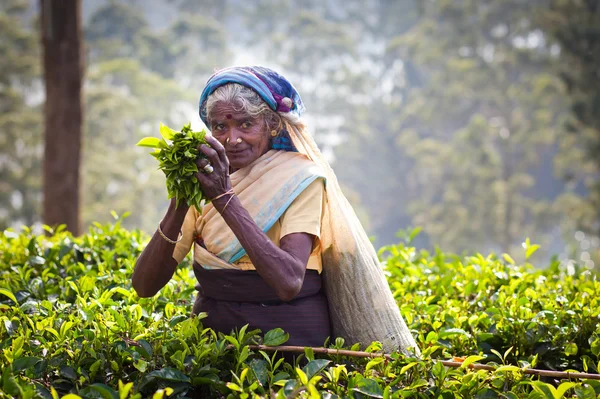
[137,123,209,211]
[538,0,600,237]
[1,222,599,398]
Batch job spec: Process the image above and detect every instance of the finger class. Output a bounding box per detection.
[195,169,210,185]
[196,157,210,169]
[198,143,220,165]
[205,135,227,164]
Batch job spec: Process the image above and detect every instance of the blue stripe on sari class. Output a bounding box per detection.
[228,173,322,263]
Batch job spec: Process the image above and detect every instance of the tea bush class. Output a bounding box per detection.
[1,219,599,398]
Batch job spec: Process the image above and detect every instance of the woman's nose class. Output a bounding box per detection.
[227,128,242,144]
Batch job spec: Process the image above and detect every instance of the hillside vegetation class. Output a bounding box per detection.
[0,220,598,398]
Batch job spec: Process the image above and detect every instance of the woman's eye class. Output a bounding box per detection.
[213,124,225,132]
[241,121,252,129]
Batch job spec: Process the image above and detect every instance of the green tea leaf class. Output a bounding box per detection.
[159,123,178,141]
[12,356,41,372]
[0,288,17,304]
[565,342,578,356]
[2,367,23,397]
[555,382,577,398]
[89,383,119,399]
[459,355,485,369]
[249,359,268,387]
[264,328,290,346]
[590,339,600,357]
[353,376,383,398]
[303,359,331,380]
[136,137,162,148]
[60,366,77,380]
[574,384,596,399]
[144,368,190,383]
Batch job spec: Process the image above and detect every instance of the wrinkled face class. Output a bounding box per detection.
[208,102,271,171]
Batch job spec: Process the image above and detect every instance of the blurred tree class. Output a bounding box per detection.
[80,1,231,232]
[41,0,84,235]
[539,0,600,236]
[0,0,42,230]
[386,0,568,258]
[81,58,194,232]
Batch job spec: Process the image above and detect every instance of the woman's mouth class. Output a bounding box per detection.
[227,148,246,155]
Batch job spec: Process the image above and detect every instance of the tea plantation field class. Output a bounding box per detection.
[1,220,599,398]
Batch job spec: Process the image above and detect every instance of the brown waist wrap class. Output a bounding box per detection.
[192,262,332,347]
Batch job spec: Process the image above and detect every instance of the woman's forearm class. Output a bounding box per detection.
[132,201,189,297]
[212,195,310,302]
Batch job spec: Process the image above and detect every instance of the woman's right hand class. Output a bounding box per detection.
[132,200,189,298]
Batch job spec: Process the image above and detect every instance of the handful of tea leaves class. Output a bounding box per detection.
[136,123,209,211]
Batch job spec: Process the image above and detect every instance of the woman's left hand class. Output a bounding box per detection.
[195,135,232,200]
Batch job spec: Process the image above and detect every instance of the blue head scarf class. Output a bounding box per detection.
[199,66,304,152]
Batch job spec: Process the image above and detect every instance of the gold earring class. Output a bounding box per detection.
[271,130,277,137]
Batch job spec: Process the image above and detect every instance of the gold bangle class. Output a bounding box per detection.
[221,194,235,215]
[158,220,183,244]
[212,188,234,201]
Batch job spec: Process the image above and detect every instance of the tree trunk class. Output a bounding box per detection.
[40,0,84,235]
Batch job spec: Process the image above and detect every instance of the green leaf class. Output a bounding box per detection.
[263,328,290,346]
[144,367,190,383]
[503,254,515,265]
[425,331,438,343]
[296,368,308,386]
[353,376,384,398]
[226,382,243,392]
[169,314,188,327]
[529,381,557,399]
[12,356,41,372]
[565,342,578,356]
[475,388,500,399]
[304,347,315,362]
[440,328,471,339]
[2,367,23,397]
[136,137,162,148]
[237,345,249,366]
[400,362,418,375]
[118,381,134,399]
[459,355,485,369]
[249,359,268,387]
[60,366,77,380]
[89,383,119,399]
[574,384,596,399]
[89,359,102,375]
[431,361,446,380]
[159,123,178,141]
[556,382,577,398]
[0,288,18,304]
[303,359,331,380]
[134,359,148,372]
[136,339,153,358]
[590,338,600,357]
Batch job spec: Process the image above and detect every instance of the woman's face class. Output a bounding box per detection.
[208,101,271,171]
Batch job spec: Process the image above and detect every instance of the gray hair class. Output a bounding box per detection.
[205,83,280,130]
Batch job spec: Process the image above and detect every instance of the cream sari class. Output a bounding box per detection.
[193,149,324,270]
[196,125,420,355]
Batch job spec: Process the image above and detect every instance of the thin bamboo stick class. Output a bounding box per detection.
[244,344,600,381]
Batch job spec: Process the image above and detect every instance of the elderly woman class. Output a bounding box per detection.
[133,66,418,353]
